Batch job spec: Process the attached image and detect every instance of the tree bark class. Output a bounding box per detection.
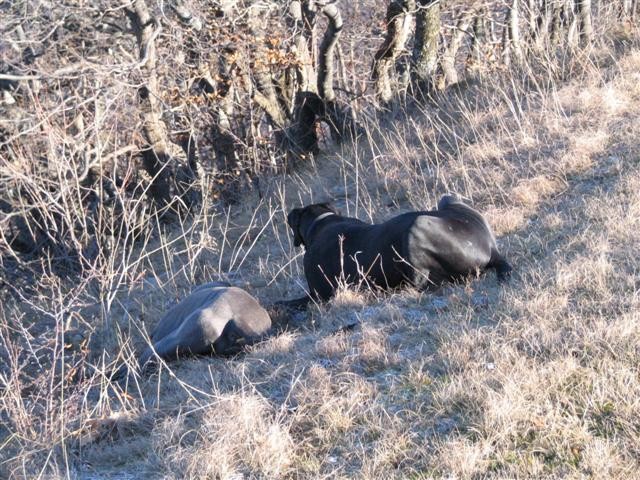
[290,0,318,93]
[526,0,537,37]
[441,9,473,87]
[372,0,415,105]
[577,0,593,44]
[469,9,488,67]
[317,0,343,103]
[252,35,290,130]
[412,0,440,94]
[533,0,552,49]
[511,0,524,62]
[318,1,359,144]
[550,2,563,44]
[126,0,194,214]
[565,0,578,46]
[504,0,523,65]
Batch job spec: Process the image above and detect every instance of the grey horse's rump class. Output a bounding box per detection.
[138,283,271,368]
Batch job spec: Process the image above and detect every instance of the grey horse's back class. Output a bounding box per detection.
[150,283,230,341]
[191,281,231,294]
[138,284,271,370]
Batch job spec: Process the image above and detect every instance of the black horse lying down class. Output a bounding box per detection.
[284,195,512,307]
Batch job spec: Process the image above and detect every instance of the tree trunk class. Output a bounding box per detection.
[281,0,358,161]
[577,0,593,44]
[212,80,241,194]
[317,0,343,103]
[533,0,552,49]
[126,0,194,214]
[318,1,359,143]
[441,10,473,87]
[469,9,488,67]
[252,36,290,130]
[566,0,579,45]
[526,0,537,37]
[290,0,318,93]
[412,0,440,94]
[505,0,524,64]
[502,11,511,66]
[372,0,415,105]
[550,3,563,43]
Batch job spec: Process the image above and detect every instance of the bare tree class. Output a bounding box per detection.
[258,0,358,161]
[441,8,474,87]
[125,0,196,215]
[372,0,415,105]
[317,0,343,103]
[620,0,637,18]
[548,1,561,43]
[290,0,319,93]
[566,1,580,46]
[505,0,524,64]
[412,0,441,94]
[1,0,626,278]
[525,0,538,37]
[532,0,553,49]
[252,33,291,132]
[577,0,593,44]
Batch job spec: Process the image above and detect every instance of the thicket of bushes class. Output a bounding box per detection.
[0,0,636,282]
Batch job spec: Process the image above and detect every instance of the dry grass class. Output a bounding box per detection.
[3,16,640,480]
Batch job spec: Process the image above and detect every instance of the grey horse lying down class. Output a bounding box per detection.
[135,282,272,371]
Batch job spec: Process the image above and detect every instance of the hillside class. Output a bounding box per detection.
[2,2,640,479]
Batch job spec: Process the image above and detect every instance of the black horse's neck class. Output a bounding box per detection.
[304,211,336,243]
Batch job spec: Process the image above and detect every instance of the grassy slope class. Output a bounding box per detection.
[3,33,640,480]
